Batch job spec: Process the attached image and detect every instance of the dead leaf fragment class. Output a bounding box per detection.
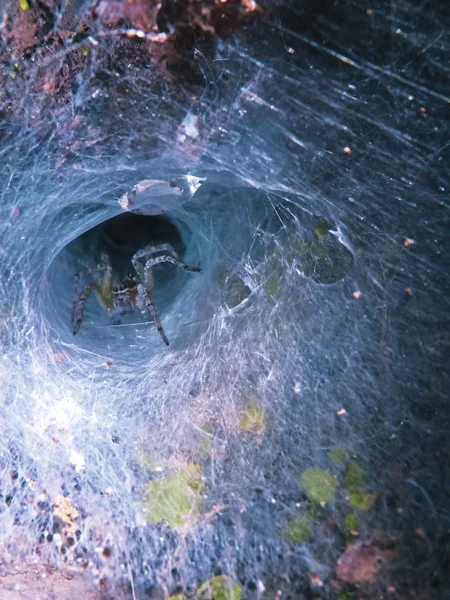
[53,494,79,535]
[336,535,398,583]
[309,572,323,587]
[415,527,426,539]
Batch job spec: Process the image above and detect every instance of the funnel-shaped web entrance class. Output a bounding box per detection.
[0,1,449,598]
[60,213,200,345]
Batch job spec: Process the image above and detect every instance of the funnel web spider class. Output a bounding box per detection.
[71,243,200,345]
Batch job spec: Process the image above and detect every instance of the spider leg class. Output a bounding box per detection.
[137,283,169,346]
[99,254,114,312]
[144,266,154,296]
[131,252,152,298]
[72,259,111,323]
[131,244,174,281]
[132,245,200,282]
[131,254,145,282]
[143,255,201,284]
[132,244,178,263]
[73,282,99,335]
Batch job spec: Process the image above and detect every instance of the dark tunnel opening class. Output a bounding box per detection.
[49,210,201,349]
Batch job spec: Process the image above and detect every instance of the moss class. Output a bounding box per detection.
[239,403,266,436]
[344,461,364,493]
[284,514,313,543]
[142,464,204,528]
[344,513,358,532]
[349,492,376,511]
[224,273,251,308]
[312,218,332,237]
[337,593,355,600]
[301,468,337,505]
[264,276,281,297]
[291,235,354,285]
[344,461,375,510]
[197,575,242,600]
[328,447,349,462]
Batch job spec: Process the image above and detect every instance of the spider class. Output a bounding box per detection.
[71,243,201,345]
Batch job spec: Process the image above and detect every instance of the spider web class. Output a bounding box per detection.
[0,0,449,598]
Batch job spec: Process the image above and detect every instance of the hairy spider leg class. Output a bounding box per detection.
[131,253,149,291]
[99,254,113,303]
[73,282,99,335]
[131,245,201,344]
[131,244,180,270]
[72,259,112,323]
[137,284,169,346]
[142,254,201,283]
[131,251,163,341]
[131,245,200,280]
[97,254,115,319]
[133,243,178,260]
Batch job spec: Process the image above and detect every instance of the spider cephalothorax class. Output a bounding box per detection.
[71,243,200,345]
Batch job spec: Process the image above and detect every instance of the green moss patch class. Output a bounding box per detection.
[344,461,376,510]
[349,492,376,511]
[284,514,314,543]
[301,468,337,505]
[239,403,266,436]
[328,447,349,462]
[312,217,332,237]
[142,465,204,528]
[197,575,242,600]
[264,276,282,297]
[337,593,355,600]
[344,513,358,532]
[344,462,364,493]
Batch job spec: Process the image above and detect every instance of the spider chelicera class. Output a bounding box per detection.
[71,243,201,345]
